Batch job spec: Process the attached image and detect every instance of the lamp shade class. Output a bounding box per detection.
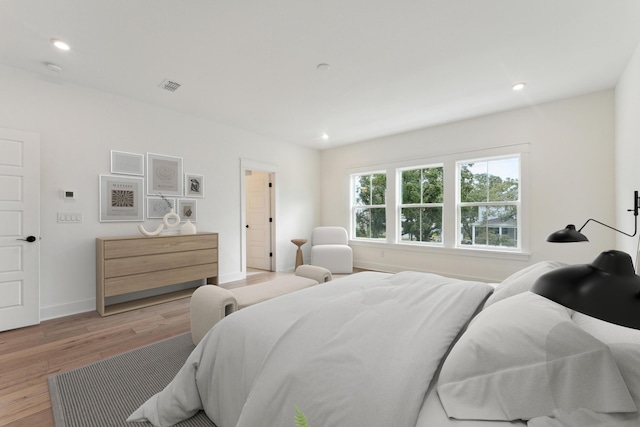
[531,250,640,329]
[546,224,589,243]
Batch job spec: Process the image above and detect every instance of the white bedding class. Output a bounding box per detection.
[129,263,640,427]
[128,271,494,427]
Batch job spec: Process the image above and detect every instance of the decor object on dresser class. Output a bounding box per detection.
[163,208,181,232]
[309,226,353,273]
[137,223,164,237]
[190,264,332,345]
[180,220,196,235]
[95,232,218,316]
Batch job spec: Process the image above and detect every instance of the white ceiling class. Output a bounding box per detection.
[2,0,640,150]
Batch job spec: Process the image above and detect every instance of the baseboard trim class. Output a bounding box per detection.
[40,298,95,321]
[41,273,246,321]
[219,272,245,284]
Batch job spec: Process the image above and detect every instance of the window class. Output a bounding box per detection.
[348,146,527,256]
[352,172,386,239]
[399,166,444,243]
[457,156,520,249]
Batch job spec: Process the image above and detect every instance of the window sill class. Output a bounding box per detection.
[349,239,530,261]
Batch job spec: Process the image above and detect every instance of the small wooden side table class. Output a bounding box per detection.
[291,239,307,268]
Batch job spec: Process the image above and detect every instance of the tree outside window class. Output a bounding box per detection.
[399,166,443,243]
[353,173,386,239]
[458,157,520,248]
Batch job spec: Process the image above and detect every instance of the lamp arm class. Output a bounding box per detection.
[577,190,640,238]
[577,217,638,238]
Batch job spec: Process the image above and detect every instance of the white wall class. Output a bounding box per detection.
[0,65,321,320]
[321,91,616,282]
[615,41,640,263]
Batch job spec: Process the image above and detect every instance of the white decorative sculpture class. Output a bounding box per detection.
[163,208,181,230]
[138,224,164,237]
[180,219,196,235]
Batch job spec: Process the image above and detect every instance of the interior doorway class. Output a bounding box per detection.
[245,170,273,271]
[0,127,40,332]
[241,159,277,275]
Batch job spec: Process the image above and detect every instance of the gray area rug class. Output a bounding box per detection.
[48,332,216,427]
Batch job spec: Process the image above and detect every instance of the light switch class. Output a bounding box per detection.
[58,212,83,223]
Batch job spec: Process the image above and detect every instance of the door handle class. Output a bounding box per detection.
[246,225,249,228]
[16,236,37,242]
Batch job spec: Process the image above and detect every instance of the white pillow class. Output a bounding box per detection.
[572,312,640,345]
[610,343,640,408]
[483,261,567,308]
[528,345,640,427]
[437,292,635,421]
[573,312,640,422]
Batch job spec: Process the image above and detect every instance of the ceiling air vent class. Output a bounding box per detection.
[158,79,181,92]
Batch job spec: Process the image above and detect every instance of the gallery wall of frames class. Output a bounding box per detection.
[99,150,204,224]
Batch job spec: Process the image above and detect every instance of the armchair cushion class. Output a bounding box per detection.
[310,227,353,274]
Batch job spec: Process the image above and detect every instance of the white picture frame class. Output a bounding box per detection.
[185,173,204,198]
[146,153,183,196]
[146,196,176,218]
[178,199,197,222]
[110,150,144,175]
[99,175,144,222]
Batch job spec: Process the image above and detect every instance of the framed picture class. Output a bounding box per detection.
[110,150,144,175]
[99,175,144,222]
[146,196,176,218]
[147,153,183,196]
[185,173,204,197]
[178,199,197,222]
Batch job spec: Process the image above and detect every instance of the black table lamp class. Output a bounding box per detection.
[531,191,640,329]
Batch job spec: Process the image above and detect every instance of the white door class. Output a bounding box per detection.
[245,171,272,270]
[0,128,40,332]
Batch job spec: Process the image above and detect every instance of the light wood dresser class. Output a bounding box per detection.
[96,232,218,316]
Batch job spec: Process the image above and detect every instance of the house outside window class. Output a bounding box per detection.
[458,156,520,249]
[352,172,386,239]
[398,166,444,244]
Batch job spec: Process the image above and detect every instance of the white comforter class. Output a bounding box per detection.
[128,271,494,427]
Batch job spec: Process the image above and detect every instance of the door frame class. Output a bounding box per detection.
[240,159,278,276]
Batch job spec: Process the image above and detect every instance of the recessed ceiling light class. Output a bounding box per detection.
[45,62,63,73]
[316,63,330,71]
[51,39,70,51]
[512,82,526,91]
[321,133,329,141]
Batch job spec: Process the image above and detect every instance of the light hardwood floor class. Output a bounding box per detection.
[0,271,282,427]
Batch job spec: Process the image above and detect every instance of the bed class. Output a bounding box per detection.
[127,263,640,427]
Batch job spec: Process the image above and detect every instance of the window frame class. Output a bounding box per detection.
[396,164,445,246]
[350,171,387,241]
[455,155,522,251]
[347,143,529,260]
